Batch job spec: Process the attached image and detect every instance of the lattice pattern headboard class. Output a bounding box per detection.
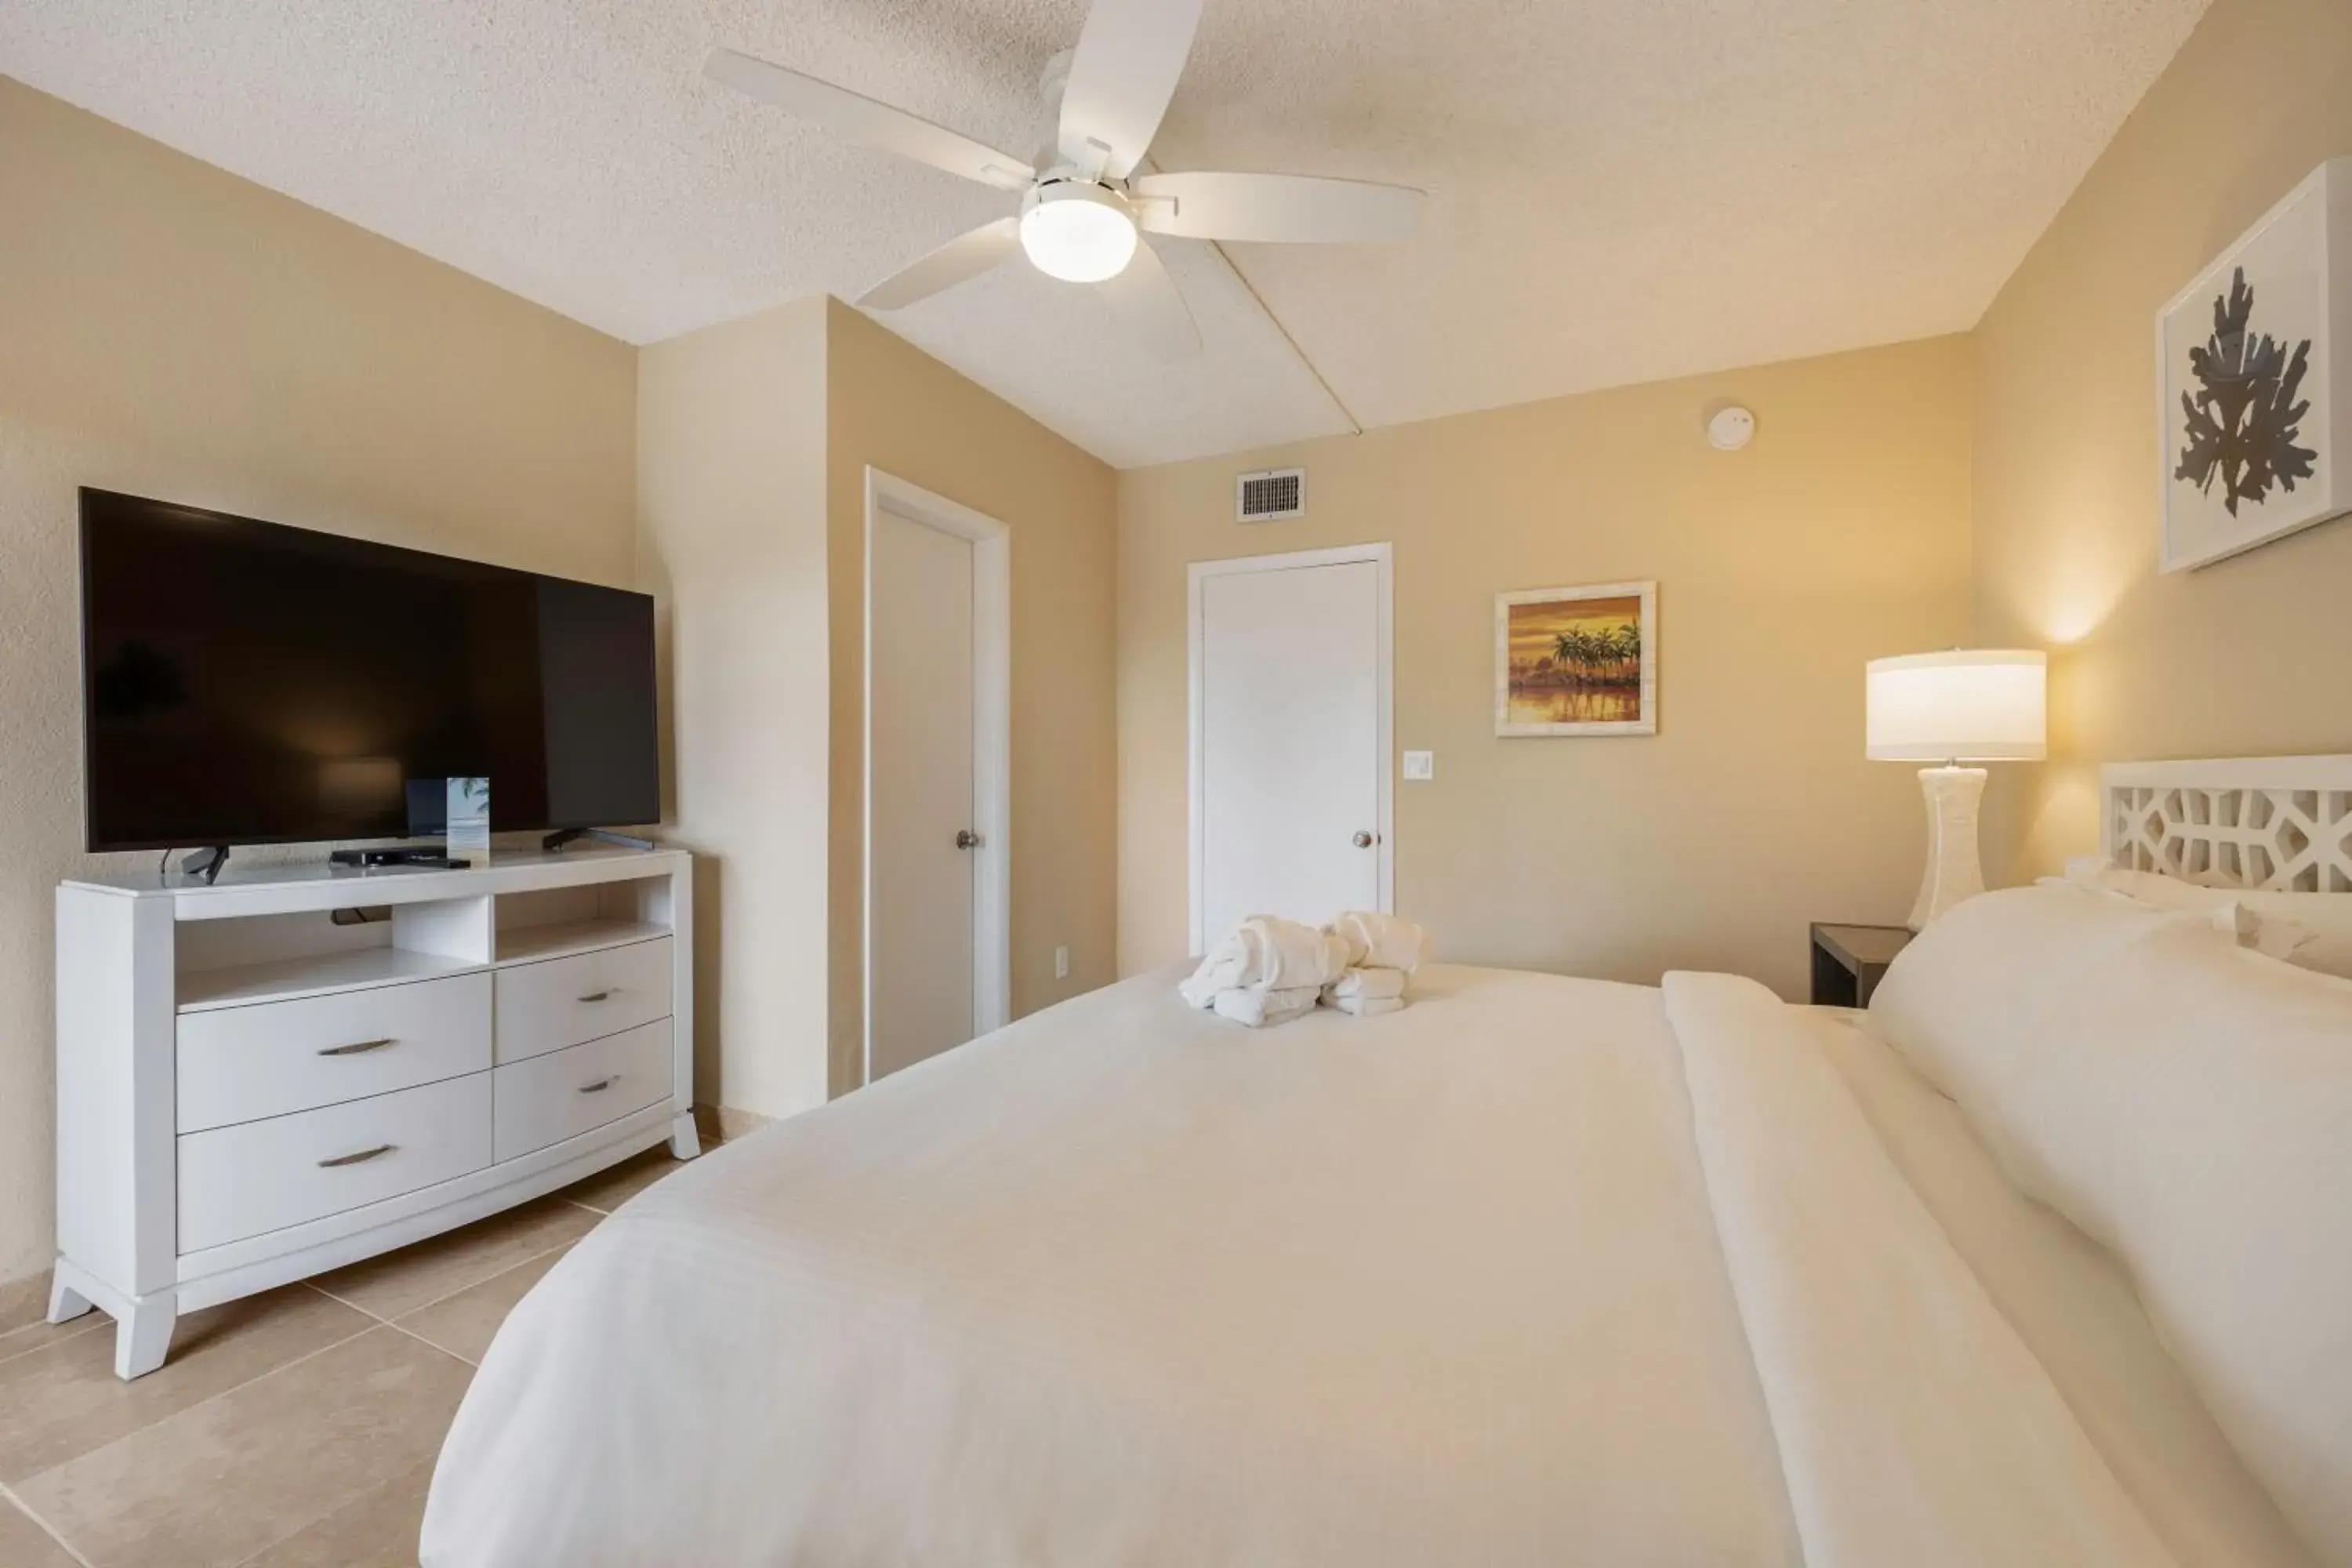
[2102,757,2352,893]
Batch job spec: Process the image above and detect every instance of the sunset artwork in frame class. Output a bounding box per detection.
[1494,581,1657,737]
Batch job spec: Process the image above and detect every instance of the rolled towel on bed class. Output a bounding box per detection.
[1330,993,1405,1018]
[1323,967,1407,1004]
[1327,911,1430,973]
[1212,985,1320,1029]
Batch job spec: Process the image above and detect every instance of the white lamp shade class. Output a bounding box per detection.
[1866,650,2046,763]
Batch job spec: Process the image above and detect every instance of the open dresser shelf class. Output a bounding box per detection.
[50,846,696,1378]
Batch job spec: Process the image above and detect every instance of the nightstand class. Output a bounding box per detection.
[1809,923,1912,1008]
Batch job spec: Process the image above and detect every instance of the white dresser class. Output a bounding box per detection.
[48,847,697,1377]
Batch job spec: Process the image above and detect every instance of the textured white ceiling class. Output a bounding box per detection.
[1,0,2209,468]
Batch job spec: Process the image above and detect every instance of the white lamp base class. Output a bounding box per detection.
[1907,765,1987,931]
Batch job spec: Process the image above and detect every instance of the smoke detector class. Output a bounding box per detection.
[1706,405,1757,452]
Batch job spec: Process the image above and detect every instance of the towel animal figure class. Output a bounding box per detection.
[1179,916,1351,1024]
[1181,912,1432,1027]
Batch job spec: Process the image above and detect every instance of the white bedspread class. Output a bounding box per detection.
[419,965,2246,1566]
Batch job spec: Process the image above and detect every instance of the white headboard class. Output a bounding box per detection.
[2102,757,2352,893]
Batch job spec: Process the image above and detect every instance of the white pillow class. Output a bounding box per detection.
[1866,884,2204,1110]
[1988,921,2352,1565]
[2064,859,2352,978]
[2043,867,2305,960]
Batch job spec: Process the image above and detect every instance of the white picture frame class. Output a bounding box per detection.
[1494,580,1657,737]
[2158,158,2352,572]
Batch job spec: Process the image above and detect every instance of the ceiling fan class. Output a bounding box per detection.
[705,0,1424,361]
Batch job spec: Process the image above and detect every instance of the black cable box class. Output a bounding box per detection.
[328,848,472,870]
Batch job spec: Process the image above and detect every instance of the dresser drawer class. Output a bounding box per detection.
[493,1018,673,1163]
[178,1074,492,1254]
[494,938,671,1063]
[177,973,492,1134]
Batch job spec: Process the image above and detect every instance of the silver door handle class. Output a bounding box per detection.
[955,830,980,850]
[318,1144,394,1168]
[576,989,615,1004]
[578,1076,619,1094]
[1352,831,1375,848]
[317,1037,395,1057]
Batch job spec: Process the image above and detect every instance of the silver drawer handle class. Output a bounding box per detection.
[318,1144,394,1168]
[317,1037,395,1057]
[576,989,616,1004]
[578,1076,620,1094]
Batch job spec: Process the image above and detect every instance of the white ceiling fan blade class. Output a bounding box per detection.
[857,217,1023,310]
[706,48,1033,193]
[1131,171,1425,243]
[1094,238,1200,362]
[1055,0,1206,180]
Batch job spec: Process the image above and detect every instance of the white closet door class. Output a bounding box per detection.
[1195,556,1385,949]
[869,506,976,1079]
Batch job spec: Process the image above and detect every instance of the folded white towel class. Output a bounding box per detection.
[1323,967,1407,1004]
[1327,911,1429,973]
[1212,985,1320,1029]
[1330,993,1405,1018]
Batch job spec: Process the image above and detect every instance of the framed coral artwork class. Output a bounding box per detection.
[2158,158,2352,572]
[1494,581,1657,737]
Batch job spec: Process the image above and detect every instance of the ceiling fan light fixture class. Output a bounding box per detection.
[1018,181,1138,283]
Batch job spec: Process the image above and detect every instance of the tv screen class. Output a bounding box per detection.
[79,489,659,851]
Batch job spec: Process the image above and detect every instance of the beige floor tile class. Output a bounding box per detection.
[0,1309,108,1369]
[394,1244,572,1365]
[0,1286,370,1485]
[308,1196,597,1320]
[15,1327,471,1568]
[0,1495,81,1567]
[557,1143,696,1213]
[238,1458,436,1568]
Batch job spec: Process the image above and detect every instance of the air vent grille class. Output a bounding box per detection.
[1236,468,1306,522]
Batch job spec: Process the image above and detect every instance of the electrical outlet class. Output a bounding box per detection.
[1403,750,1435,781]
[1054,945,1070,980]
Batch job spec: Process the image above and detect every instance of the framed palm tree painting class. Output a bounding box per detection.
[1495,581,1657,736]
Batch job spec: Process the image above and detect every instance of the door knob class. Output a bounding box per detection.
[956,829,980,850]
[1352,831,1375,848]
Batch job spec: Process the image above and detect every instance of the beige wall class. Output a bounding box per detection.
[1120,336,1975,996]
[824,302,1120,1098]
[1973,0,2352,879]
[635,298,1119,1112]
[634,297,832,1117]
[0,79,637,1294]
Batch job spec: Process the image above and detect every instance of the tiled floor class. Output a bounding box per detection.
[0,1109,739,1568]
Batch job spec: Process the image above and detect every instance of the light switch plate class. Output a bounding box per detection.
[1054,946,1071,980]
[1402,750,1434,781]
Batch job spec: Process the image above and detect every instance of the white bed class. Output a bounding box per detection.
[421,759,2352,1567]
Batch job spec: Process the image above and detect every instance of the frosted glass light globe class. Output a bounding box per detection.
[1019,182,1138,283]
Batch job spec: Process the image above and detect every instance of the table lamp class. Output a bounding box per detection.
[1866,649,2047,930]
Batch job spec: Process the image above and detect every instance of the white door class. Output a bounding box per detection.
[869,505,976,1078]
[1191,548,1391,952]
